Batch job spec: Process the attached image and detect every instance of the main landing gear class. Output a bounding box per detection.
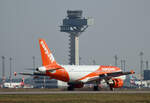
[93,81,100,91]
[93,81,115,91]
[109,84,114,91]
[93,85,99,91]
[107,80,114,91]
[67,85,75,91]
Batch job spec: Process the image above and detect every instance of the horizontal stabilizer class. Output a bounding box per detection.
[19,72,47,76]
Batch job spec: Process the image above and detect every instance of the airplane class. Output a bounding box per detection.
[19,39,135,91]
[3,77,24,88]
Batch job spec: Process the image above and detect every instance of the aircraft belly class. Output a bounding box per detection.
[68,72,90,82]
[63,65,100,82]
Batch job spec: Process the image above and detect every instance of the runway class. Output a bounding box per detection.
[0,91,150,95]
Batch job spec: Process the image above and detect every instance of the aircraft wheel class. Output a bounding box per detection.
[93,86,99,91]
[67,85,74,91]
[110,86,114,91]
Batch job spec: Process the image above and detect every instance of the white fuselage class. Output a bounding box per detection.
[61,65,99,82]
[40,65,126,83]
[60,65,125,82]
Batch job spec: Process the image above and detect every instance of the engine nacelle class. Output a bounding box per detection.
[36,67,46,73]
[74,83,84,88]
[110,78,123,88]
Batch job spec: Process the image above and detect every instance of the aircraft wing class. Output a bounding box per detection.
[86,70,135,83]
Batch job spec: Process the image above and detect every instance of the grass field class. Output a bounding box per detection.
[0,93,150,103]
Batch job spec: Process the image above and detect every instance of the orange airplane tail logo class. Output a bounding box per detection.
[39,39,57,66]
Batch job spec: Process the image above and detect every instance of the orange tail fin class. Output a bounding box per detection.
[39,39,57,66]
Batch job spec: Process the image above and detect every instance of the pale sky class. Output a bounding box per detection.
[0,0,150,78]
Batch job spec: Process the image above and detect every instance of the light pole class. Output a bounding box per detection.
[2,56,5,88]
[146,60,148,70]
[32,56,35,69]
[139,52,144,87]
[9,57,12,86]
[114,55,118,67]
[123,60,126,72]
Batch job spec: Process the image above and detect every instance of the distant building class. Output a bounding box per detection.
[144,70,150,80]
[134,80,150,88]
[33,76,57,88]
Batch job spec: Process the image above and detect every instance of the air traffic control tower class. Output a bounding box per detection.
[60,10,93,65]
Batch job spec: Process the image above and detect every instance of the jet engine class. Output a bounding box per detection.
[36,67,46,73]
[68,82,84,88]
[109,78,123,88]
[74,83,84,88]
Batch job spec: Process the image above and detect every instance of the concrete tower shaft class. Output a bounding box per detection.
[69,34,79,65]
